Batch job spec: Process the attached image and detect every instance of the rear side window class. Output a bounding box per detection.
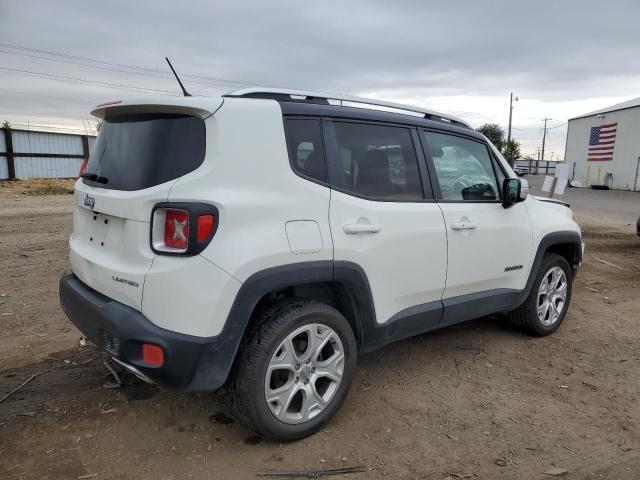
[329,122,423,201]
[284,119,327,183]
[83,113,205,191]
[421,131,500,201]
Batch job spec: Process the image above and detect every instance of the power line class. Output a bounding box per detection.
[0,42,256,88]
[0,48,252,89]
[0,67,179,95]
[512,121,566,133]
[0,87,94,105]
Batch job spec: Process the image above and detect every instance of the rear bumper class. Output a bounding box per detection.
[59,272,241,391]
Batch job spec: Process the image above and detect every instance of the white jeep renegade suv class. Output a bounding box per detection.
[60,88,582,440]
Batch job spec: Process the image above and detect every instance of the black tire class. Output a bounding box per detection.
[508,253,573,336]
[226,298,357,441]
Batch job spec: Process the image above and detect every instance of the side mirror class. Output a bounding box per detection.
[502,178,528,207]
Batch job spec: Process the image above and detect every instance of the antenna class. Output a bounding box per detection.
[165,57,191,97]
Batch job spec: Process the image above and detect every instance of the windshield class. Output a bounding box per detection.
[83,113,205,191]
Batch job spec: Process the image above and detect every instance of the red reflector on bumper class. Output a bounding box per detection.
[142,343,164,366]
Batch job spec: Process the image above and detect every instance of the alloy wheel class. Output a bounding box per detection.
[537,266,568,326]
[264,323,344,424]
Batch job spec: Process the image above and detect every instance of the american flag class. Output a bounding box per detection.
[588,122,617,161]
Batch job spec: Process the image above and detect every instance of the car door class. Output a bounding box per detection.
[419,129,532,323]
[325,120,447,328]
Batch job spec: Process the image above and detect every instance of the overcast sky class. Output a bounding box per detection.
[1,0,639,158]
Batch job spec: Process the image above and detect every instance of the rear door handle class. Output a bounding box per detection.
[451,221,478,230]
[343,223,382,234]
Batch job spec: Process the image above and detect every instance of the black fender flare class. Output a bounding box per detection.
[189,260,375,390]
[514,230,582,307]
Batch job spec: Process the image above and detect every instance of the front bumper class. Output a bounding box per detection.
[59,272,241,391]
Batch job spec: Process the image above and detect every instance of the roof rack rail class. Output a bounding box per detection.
[223,87,471,128]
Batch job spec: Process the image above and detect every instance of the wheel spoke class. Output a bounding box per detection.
[299,382,328,421]
[312,333,332,362]
[267,382,300,419]
[549,269,558,291]
[281,337,301,365]
[539,278,549,295]
[555,280,567,300]
[549,300,558,321]
[315,351,344,382]
[538,301,549,322]
[299,388,314,421]
[300,325,328,363]
[268,339,297,371]
[308,382,326,408]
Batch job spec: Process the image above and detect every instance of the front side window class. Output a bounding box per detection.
[421,131,500,201]
[284,118,327,183]
[329,122,423,200]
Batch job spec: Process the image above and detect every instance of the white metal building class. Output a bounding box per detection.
[565,97,640,190]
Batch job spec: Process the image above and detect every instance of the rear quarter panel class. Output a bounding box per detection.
[167,97,333,282]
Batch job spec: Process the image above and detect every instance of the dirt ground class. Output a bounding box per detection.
[1,182,639,480]
[0,178,76,198]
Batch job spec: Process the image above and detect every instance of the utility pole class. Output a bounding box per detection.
[540,117,549,164]
[507,92,518,144]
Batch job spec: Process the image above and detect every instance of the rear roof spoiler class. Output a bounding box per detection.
[91,97,223,119]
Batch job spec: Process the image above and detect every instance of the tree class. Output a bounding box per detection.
[476,123,505,151]
[502,139,521,166]
[2,120,10,129]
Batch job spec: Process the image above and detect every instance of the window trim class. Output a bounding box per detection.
[323,118,434,203]
[283,116,330,187]
[418,128,505,204]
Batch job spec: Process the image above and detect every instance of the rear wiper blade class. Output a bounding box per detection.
[81,172,108,184]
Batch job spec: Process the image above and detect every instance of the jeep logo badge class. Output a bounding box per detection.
[84,194,95,209]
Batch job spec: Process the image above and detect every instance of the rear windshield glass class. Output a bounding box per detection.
[83,113,205,191]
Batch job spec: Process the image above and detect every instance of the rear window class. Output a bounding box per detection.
[83,113,205,191]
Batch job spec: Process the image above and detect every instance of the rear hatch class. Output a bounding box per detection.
[70,101,217,310]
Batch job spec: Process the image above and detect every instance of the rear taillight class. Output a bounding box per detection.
[152,208,190,253]
[164,209,190,250]
[151,203,219,255]
[78,158,88,177]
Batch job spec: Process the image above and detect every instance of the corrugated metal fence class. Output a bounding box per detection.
[514,158,564,175]
[0,128,96,180]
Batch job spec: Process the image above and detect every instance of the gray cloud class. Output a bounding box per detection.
[1,0,638,155]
